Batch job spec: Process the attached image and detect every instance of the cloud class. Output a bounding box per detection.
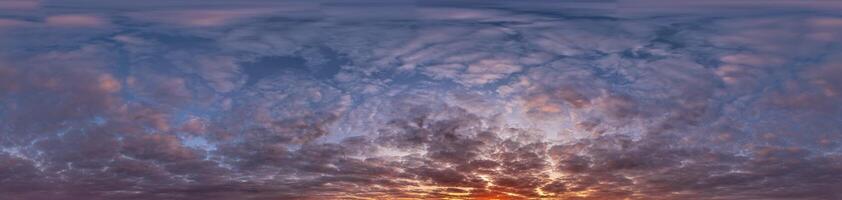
[128,9,280,27]
[0,18,32,27]
[1,1,842,200]
[45,15,108,27]
[0,0,38,10]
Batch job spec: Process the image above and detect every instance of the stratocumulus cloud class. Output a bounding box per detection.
[1,1,842,200]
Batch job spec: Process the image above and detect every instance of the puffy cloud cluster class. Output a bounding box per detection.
[1,1,842,199]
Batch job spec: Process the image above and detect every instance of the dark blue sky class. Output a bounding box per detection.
[1,0,842,199]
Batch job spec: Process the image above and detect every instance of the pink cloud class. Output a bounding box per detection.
[97,74,121,93]
[129,9,276,27]
[810,17,842,28]
[0,18,31,27]
[0,0,39,10]
[45,15,108,27]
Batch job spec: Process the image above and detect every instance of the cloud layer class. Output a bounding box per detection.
[1,1,841,199]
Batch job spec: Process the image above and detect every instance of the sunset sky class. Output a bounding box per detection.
[1,0,842,199]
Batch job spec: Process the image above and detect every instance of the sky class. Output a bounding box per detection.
[1,0,842,199]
